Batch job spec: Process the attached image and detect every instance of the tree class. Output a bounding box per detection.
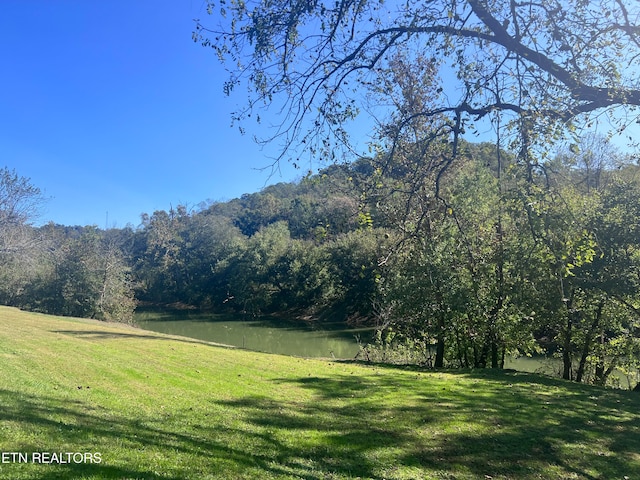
[0,168,46,306]
[196,1,640,372]
[509,136,640,383]
[0,167,43,256]
[44,227,136,322]
[235,192,284,236]
[226,221,293,313]
[375,143,536,368]
[137,208,189,304]
[326,228,392,320]
[195,0,640,166]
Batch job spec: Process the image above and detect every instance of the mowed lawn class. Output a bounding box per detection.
[0,306,639,479]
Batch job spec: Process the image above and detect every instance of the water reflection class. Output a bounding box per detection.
[134,310,369,358]
[134,310,635,388]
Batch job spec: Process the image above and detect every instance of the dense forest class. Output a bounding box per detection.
[2,136,640,387]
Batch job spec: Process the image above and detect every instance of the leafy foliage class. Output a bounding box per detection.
[196,0,640,168]
[2,134,640,387]
[0,170,136,323]
[187,0,640,386]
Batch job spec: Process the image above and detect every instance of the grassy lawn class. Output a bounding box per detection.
[0,305,639,479]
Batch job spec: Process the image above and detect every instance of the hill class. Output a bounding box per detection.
[1,306,639,479]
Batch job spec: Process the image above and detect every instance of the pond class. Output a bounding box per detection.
[134,309,371,358]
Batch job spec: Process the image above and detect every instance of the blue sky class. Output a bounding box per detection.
[3,2,637,228]
[0,1,303,228]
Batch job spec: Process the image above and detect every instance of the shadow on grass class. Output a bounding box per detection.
[2,368,639,479]
[240,369,639,479]
[0,388,323,480]
[51,329,236,349]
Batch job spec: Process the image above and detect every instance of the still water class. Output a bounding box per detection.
[134,309,557,368]
[134,310,634,388]
[135,310,370,358]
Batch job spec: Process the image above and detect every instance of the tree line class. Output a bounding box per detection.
[367,137,640,388]
[2,135,640,386]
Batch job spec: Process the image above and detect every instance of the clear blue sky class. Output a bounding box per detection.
[0,1,302,228]
[3,2,637,228]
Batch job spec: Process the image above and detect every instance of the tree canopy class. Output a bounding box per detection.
[2,138,640,387]
[195,0,640,164]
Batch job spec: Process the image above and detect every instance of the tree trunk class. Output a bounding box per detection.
[576,297,605,383]
[561,285,574,381]
[491,339,499,369]
[435,313,445,368]
[562,307,573,380]
[562,348,573,380]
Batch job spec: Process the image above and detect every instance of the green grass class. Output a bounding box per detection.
[0,306,639,479]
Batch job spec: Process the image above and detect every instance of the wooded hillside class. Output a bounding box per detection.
[2,136,640,386]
